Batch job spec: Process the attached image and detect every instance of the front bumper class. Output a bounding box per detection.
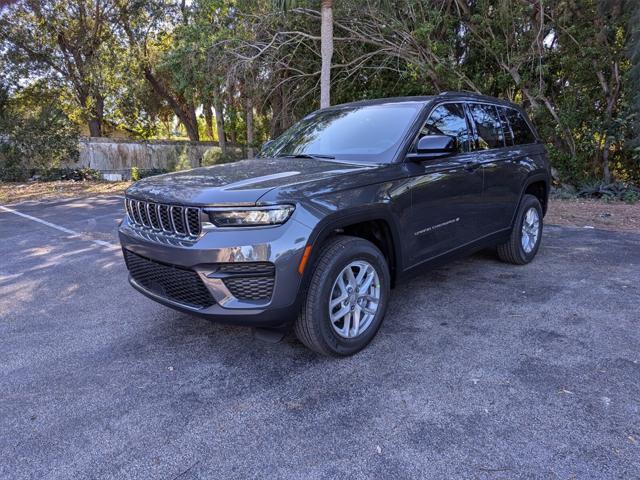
[118,215,313,327]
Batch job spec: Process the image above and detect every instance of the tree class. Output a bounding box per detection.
[0,0,118,136]
[0,81,79,180]
[272,0,333,108]
[114,0,201,141]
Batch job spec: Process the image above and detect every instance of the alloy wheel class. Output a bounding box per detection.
[328,260,381,339]
[521,207,540,254]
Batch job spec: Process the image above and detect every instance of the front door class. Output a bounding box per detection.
[405,102,483,267]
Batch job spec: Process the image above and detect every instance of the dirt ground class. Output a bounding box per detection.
[546,198,640,233]
[1,180,638,233]
[0,180,132,204]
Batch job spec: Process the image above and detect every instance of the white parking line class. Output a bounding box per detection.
[0,205,118,249]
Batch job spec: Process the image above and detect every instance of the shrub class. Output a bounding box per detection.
[577,182,640,203]
[0,104,79,181]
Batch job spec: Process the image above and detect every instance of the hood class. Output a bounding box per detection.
[125,157,378,205]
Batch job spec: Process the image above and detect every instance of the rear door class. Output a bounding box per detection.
[467,102,523,236]
[478,106,540,233]
[405,102,483,267]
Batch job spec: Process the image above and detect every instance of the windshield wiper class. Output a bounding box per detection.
[280,153,336,160]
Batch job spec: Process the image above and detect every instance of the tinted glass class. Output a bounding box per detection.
[468,103,504,149]
[505,108,536,145]
[260,103,422,163]
[419,103,472,153]
[498,107,514,146]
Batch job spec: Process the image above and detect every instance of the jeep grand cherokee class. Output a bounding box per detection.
[119,92,550,356]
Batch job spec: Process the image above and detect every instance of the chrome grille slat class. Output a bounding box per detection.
[147,203,160,230]
[185,208,201,237]
[125,198,201,240]
[170,206,187,235]
[159,205,171,232]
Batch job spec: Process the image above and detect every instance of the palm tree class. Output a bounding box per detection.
[318,0,333,108]
[274,0,334,108]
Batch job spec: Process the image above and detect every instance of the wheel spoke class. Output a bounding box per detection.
[342,312,352,336]
[345,266,357,287]
[352,307,361,336]
[359,270,376,293]
[330,304,350,322]
[330,294,347,309]
[355,265,368,286]
[362,305,377,316]
[337,276,348,295]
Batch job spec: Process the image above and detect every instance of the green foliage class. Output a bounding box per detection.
[37,168,101,181]
[131,166,141,181]
[135,168,169,179]
[0,84,79,181]
[202,146,244,166]
[577,181,640,203]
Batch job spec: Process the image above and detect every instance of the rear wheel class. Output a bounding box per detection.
[294,236,390,356]
[497,194,543,265]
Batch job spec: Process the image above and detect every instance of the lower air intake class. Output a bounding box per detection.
[124,250,215,309]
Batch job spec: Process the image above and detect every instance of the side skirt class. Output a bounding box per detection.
[397,228,511,283]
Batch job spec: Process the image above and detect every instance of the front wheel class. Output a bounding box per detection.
[497,194,543,265]
[294,236,390,356]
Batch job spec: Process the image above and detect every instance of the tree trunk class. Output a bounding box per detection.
[87,118,102,137]
[78,90,103,137]
[602,136,612,184]
[141,67,199,141]
[203,102,214,140]
[182,108,200,142]
[213,96,227,153]
[269,86,282,139]
[246,96,255,158]
[320,0,333,108]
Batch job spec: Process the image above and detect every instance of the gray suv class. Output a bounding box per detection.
[119,92,550,356]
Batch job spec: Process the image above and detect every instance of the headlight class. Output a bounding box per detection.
[206,205,295,227]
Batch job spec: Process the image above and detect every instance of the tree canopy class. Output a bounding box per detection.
[1,0,639,185]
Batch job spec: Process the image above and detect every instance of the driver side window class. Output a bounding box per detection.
[417,103,473,153]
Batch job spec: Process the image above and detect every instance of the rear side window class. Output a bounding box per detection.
[504,108,537,145]
[419,103,473,153]
[468,103,504,149]
[498,107,514,146]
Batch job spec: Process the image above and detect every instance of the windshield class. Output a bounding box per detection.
[260,103,423,163]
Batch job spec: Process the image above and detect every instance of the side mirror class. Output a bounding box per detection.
[410,135,457,160]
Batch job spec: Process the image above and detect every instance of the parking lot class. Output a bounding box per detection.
[1,195,639,479]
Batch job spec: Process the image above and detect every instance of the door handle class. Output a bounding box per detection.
[464,161,481,172]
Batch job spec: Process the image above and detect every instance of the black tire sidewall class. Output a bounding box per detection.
[515,195,543,263]
[308,239,390,356]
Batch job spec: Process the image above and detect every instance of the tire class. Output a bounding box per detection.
[294,235,391,356]
[497,194,543,265]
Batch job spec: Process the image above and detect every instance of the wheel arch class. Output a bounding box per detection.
[511,173,549,228]
[304,206,403,288]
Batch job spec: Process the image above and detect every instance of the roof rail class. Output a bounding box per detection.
[438,90,480,96]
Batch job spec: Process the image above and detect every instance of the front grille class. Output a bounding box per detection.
[126,198,201,239]
[124,250,215,309]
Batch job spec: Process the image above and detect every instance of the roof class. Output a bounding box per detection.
[330,92,520,110]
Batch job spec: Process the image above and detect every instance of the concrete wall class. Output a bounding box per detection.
[66,138,245,179]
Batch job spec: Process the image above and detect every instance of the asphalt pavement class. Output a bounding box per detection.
[1,195,639,479]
